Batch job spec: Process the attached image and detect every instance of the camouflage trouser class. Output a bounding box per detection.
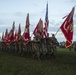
[33,43,41,59]
[51,44,57,58]
[52,44,57,52]
[47,44,56,58]
[18,43,24,55]
[73,45,76,51]
[41,43,47,55]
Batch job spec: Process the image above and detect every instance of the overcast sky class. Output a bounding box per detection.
[0,0,76,42]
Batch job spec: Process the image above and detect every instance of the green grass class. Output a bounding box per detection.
[0,48,76,75]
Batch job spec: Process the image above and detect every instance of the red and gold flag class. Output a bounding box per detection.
[33,18,43,37]
[4,28,8,40]
[23,13,30,45]
[60,7,75,48]
[15,24,21,42]
[8,21,15,44]
[18,24,21,36]
[14,30,18,41]
[4,29,9,45]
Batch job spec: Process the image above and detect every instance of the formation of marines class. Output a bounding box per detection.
[0,3,60,59]
[0,33,59,59]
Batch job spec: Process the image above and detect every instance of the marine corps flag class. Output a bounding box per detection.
[4,29,9,45]
[8,21,15,45]
[9,21,15,41]
[33,23,38,36]
[14,30,17,41]
[60,7,75,48]
[4,28,8,40]
[18,24,21,36]
[2,32,4,41]
[23,13,30,45]
[33,18,43,37]
[15,24,21,42]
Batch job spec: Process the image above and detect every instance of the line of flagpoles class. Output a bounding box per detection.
[1,3,75,48]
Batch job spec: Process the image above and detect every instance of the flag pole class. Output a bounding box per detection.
[31,33,33,38]
[55,27,60,36]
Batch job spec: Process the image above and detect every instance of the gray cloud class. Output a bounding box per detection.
[65,0,76,4]
[70,0,76,3]
[13,12,26,17]
[33,3,38,7]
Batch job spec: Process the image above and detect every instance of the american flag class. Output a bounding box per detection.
[43,2,49,38]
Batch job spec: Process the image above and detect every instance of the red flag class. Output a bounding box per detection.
[2,32,4,41]
[4,28,8,40]
[17,24,21,40]
[12,21,15,30]
[18,24,21,35]
[43,2,49,38]
[4,29,10,45]
[60,7,75,48]
[23,13,30,45]
[15,24,21,43]
[33,18,43,38]
[14,30,18,41]
[8,21,15,44]
[33,24,38,36]
[2,29,10,46]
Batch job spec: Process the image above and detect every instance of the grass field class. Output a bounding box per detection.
[0,47,76,75]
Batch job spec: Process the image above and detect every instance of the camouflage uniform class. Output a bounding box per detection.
[33,32,41,59]
[18,36,24,55]
[50,34,59,58]
[51,34,59,51]
[73,42,76,51]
